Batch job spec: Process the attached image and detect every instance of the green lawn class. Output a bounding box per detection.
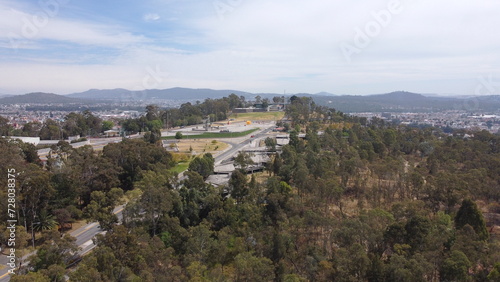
[170,161,190,174]
[163,128,259,140]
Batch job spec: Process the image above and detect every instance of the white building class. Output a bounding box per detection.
[3,136,40,146]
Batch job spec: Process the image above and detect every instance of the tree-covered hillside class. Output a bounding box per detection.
[3,99,500,281]
[0,92,89,104]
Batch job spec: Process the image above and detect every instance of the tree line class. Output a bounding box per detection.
[121,94,249,135]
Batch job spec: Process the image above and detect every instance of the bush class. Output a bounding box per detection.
[66,205,82,220]
[175,132,183,139]
[70,138,87,144]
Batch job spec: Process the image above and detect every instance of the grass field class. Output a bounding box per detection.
[162,128,259,140]
[174,139,229,153]
[170,161,190,174]
[168,139,229,174]
[229,111,285,122]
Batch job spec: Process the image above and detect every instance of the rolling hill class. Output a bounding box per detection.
[312,91,500,112]
[67,87,251,101]
[6,88,498,113]
[0,92,90,104]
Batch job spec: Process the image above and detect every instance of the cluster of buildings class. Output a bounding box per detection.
[0,106,141,131]
[233,103,286,113]
[0,108,66,129]
[354,111,500,133]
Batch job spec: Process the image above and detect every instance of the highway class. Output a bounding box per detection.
[175,124,275,184]
[70,205,124,256]
[37,136,137,161]
[0,206,124,281]
[1,136,131,281]
[213,125,274,165]
[0,122,275,281]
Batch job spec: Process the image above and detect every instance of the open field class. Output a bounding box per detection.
[175,139,229,153]
[228,111,285,122]
[162,128,259,140]
[169,139,229,173]
[170,161,190,174]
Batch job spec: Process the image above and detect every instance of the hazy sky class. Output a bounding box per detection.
[1,0,499,95]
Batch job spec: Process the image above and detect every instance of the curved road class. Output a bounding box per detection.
[0,206,124,281]
[0,123,275,281]
[213,125,275,165]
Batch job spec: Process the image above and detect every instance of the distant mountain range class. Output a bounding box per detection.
[312,91,500,112]
[66,87,251,101]
[0,92,90,104]
[1,89,499,113]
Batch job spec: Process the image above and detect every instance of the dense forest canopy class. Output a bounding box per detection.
[1,96,500,281]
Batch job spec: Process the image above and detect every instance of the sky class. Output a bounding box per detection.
[0,0,500,95]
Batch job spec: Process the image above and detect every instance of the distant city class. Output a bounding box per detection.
[1,89,499,136]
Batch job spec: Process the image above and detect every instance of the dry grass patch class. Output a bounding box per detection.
[174,139,229,154]
[229,111,285,122]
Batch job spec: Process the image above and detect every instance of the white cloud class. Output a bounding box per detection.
[0,3,146,50]
[143,13,161,22]
[177,0,500,94]
[2,0,500,95]
[0,62,145,94]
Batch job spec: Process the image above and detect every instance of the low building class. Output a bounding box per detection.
[233,107,266,113]
[206,174,231,186]
[162,140,180,152]
[103,130,120,137]
[3,136,40,145]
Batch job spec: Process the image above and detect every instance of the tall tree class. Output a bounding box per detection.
[18,164,54,247]
[234,151,254,171]
[0,115,13,136]
[39,119,62,140]
[188,153,214,179]
[84,188,124,231]
[28,230,79,272]
[229,169,248,203]
[455,199,489,240]
[439,250,471,281]
[126,170,176,236]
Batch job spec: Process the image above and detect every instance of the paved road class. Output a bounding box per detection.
[1,123,275,281]
[70,205,124,256]
[0,255,12,281]
[177,124,275,183]
[37,136,135,160]
[214,125,275,165]
[0,206,124,281]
